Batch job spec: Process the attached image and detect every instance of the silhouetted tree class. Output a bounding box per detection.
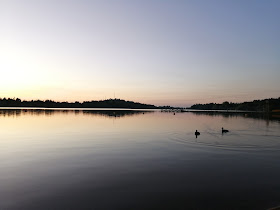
[0,97,157,109]
[190,98,280,112]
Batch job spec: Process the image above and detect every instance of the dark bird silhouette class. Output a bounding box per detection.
[222,127,229,133]
[195,130,200,138]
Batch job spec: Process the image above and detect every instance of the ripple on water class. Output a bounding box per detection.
[168,131,280,152]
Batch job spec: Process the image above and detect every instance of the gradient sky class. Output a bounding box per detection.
[1,0,280,106]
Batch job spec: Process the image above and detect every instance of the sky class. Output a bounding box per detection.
[1,0,280,107]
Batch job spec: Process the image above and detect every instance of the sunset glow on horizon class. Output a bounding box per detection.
[1,0,280,107]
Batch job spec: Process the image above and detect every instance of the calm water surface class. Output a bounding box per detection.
[1,109,280,209]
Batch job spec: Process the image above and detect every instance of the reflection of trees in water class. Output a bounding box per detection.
[82,110,151,118]
[192,111,280,123]
[0,109,153,118]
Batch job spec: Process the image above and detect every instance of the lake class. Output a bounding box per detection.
[1,109,280,209]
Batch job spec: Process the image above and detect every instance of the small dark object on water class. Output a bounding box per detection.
[222,127,229,133]
[195,130,200,138]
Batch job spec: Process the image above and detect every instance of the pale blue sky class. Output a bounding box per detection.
[1,0,279,106]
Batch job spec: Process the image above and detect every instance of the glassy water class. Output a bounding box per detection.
[1,109,280,209]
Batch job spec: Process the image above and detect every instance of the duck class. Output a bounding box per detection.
[195,130,200,136]
[222,127,229,133]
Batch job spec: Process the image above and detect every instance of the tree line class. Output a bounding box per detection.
[190,97,280,112]
[0,98,157,109]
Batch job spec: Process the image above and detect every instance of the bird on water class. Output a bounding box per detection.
[195,130,200,138]
[222,127,229,133]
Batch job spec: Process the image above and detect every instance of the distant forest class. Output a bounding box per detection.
[0,98,157,109]
[2,97,280,111]
[190,97,280,112]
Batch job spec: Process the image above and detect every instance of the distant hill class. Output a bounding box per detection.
[0,98,157,109]
[190,97,280,112]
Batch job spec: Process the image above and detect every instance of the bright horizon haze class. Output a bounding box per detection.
[1,0,280,107]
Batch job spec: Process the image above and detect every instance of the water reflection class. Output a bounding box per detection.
[0,108,153,118]
[1,109,280,209]
[1,108,280,124]
[191,111,280,124]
